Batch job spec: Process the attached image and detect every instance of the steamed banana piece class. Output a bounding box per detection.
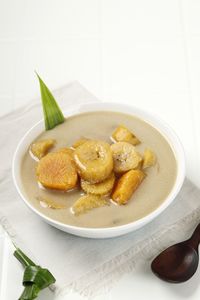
[111,125,140,145]
[72,138,89,149]
[142,148,156,169]
[72,194,108,215]
[111,142,142,173]
[30,139,55,160]
[38,197,67,209]
[55,147,74,157]
[74,140,113,183]
[112,169,145,205]
[81,172,115,195]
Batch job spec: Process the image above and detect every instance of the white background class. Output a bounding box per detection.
[1,0,200,299]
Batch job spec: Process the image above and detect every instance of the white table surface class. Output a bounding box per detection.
[1,0,200,299]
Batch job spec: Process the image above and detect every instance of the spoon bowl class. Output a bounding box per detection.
[151,243,199,283]
[151,223,200,283]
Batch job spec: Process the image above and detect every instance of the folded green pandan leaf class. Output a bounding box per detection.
[14,248,56,300]
[19,284,40,300]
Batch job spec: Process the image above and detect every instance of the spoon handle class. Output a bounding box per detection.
[188,223,200,250]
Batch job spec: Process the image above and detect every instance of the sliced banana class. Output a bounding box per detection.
[72,138,89,149]
[55,147,74,157]
[74,140,113,183]
[112,169,145,205]
[142,148,156,169]
[36,152,78,191]
[111,142,142,173]
[30,139,55,160]
[81,172,115,195]
[37,197,67,209]
[72,194,108,215]
[111,125,140,145]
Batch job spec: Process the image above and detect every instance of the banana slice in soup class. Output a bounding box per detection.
[142,148,156,169]
[72,194,108,215]
[74,140,113,183]
[30,139,55,160]
[111,142,142,173]
[111,125,140,145]
[81,172,115,195]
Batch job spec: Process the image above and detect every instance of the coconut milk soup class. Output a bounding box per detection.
[21,111,177,228]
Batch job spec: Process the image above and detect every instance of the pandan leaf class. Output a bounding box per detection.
[36,72,65,130]
[14,248,56,300]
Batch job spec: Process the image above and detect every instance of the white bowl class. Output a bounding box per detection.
[12,102,185,239]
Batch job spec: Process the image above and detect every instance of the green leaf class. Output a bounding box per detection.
[23,266,56,290]
[36,72,65,130]
[14,248,56,300]
[19,284,40,300]
[14,248,36,268]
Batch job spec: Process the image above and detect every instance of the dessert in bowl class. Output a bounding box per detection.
[12,102,185,238]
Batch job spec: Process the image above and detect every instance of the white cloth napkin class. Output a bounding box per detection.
[0,81,200,298]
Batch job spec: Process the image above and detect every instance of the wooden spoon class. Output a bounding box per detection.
[151,223,200,283]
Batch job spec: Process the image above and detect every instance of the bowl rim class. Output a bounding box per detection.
[12,101,185,234]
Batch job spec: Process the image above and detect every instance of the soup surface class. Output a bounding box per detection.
[21,111,177,228]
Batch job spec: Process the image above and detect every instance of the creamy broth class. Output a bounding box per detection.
[21,111,177,228]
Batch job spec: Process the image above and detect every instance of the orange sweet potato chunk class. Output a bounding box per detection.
[112,169,145,205]
[36,152,78,191]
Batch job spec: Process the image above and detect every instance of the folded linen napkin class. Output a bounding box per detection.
[0,81,200,298]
